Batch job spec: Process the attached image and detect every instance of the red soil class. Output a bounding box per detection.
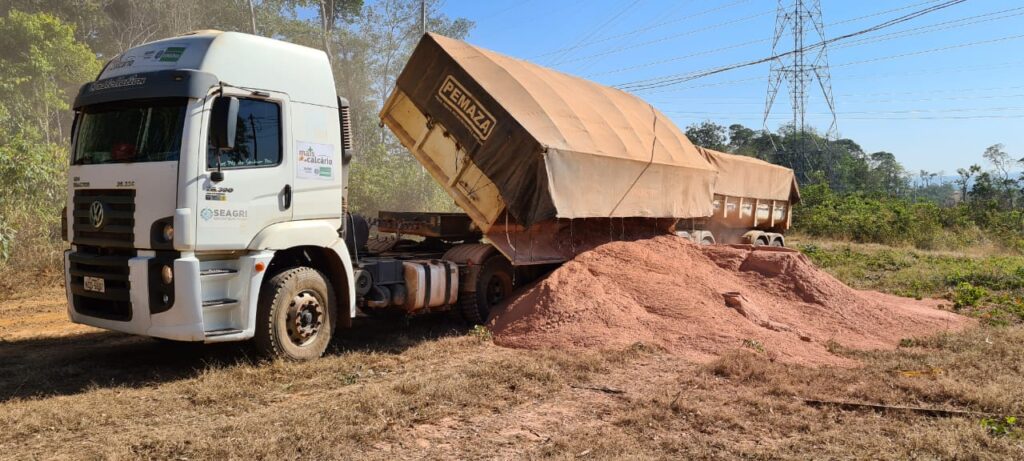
[488,236,972,367]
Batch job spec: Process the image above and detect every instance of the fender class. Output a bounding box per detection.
[247,219,356,323]
[248,219,343,249]
[742,230,767,245]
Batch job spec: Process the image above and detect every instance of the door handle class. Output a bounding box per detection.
[283,184,292,210]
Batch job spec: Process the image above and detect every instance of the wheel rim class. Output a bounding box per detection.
[485,275,507,307]
[286,290,325,347]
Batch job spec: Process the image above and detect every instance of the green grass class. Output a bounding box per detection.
[796,239,1024,326]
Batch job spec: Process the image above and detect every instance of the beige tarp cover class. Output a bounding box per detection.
[699,147,801,203]
[392,34,718,227]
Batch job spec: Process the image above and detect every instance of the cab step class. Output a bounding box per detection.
[202,298,238,309]
[205,328,243,338]
[199,268,238,279]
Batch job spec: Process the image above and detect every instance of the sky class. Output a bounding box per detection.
[436,0,1024,175]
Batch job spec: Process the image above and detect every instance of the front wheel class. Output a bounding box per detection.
[254,267,336,361]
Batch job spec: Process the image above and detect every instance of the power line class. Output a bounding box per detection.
[640,59,1024,97]
[667,107,1024,116]
[614,0,969,92]
[827,0,945,27]
[691,114,1024,120]
[833,33,1024,68]
[565,0,981,73]
[584,0,946,78]
[560,10,773,67]
[587,39,767,78]
[653,93,1024,106]
[572,1,703,74]
[532,0,755,60]
[475,0,540,22]
[830,5,1024,51]
[675,114,1024,121]
[547,0,643,66]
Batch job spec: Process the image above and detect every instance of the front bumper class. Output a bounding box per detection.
[65,249,206,341]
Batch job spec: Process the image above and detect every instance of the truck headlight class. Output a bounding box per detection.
[161,223,174,242]
[161,265,173,284]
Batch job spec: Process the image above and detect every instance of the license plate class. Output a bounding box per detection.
[83,276,105,293]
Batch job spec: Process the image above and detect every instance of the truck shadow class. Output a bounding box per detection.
[0,315,470,403]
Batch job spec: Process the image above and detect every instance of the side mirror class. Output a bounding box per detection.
[210,96,239,150]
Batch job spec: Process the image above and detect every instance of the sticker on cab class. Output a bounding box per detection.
[296,142,336,181]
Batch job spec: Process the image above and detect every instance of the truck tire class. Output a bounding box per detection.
[254,267,336,361]
[753,236,769,246]
[458,255,514,325]
[770,238,784,247]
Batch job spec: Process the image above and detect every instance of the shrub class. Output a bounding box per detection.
[793,182,1022,252]
[951,282,986,308]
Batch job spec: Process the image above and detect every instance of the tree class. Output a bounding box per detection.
[727,124,755,153]
[684,120,728,151]
[869,151,906,197]
[984,144,1013,181]
[344,0,472,214]
[0,10,100,262]
[955,165,980,203]
[0,10,99,144]
[981,144,1019,209]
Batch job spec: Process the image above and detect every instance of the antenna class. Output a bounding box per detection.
[763,0,837,180]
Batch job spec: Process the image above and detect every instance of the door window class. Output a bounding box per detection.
[207,98,282,169]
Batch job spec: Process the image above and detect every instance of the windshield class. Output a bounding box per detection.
[73,98,187,165]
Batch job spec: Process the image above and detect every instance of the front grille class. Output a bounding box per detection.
[69,245,135,321]
[73,189,136,248]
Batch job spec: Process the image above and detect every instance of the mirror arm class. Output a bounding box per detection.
[212,151,224,182]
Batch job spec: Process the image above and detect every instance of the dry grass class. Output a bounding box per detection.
[786,232,1009,259]
[1,286,1023,459]
[0,205,66,300]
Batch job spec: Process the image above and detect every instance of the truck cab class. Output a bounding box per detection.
[65,31,357,359]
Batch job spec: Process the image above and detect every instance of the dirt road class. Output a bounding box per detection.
[1,287,1021,459]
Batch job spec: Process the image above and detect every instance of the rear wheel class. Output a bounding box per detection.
[770,238,784,247]
[254,267,336,361]
[458,255,514,325]
[754,236,769,246]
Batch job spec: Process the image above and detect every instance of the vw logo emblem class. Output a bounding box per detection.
[89,201,106,229]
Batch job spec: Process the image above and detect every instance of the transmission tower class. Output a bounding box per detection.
[763,0,837,176]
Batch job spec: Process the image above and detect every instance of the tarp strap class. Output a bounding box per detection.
[606,104,658,217]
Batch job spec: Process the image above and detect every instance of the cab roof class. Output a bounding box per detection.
[98,31,336,107]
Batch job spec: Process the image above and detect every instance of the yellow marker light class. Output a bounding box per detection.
[162,223,174,242]
[161,265,174,284]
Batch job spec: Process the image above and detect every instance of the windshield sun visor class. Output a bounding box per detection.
[74,69,219,110]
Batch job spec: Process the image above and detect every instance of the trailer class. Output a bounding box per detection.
[379,33,799,259]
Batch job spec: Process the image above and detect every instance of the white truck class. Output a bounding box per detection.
[64,31,798,360]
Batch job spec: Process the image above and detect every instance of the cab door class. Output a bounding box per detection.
[195,90,292,250]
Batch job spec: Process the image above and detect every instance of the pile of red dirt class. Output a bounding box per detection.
[488,236,971,367]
